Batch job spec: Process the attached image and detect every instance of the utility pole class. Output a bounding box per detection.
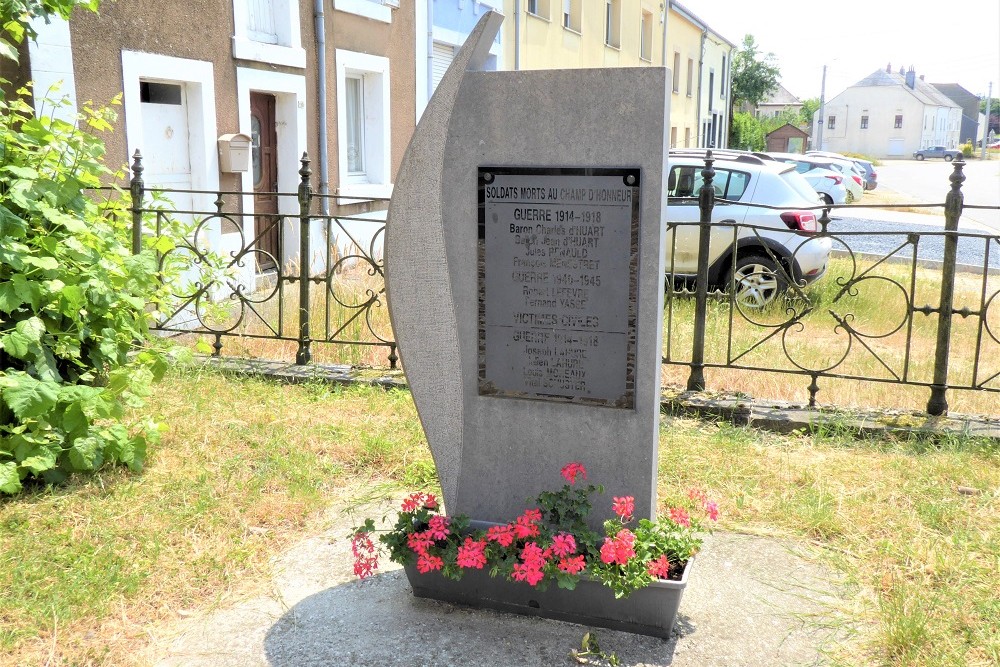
[982,81,992,161]
[817,65,827,151]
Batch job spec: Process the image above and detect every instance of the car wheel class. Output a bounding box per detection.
[916,154,925,161]
[822,193,834,206]
[945,154,954,161]
[726,255,785,309]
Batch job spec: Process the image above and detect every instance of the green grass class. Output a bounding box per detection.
[662,253,1000,417]
[1,369,997,666]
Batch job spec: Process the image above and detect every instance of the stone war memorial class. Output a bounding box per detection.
[385,11,673,636]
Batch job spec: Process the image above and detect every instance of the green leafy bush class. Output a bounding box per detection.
[0,90,170,493]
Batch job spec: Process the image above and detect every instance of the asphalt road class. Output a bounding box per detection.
[874,157,1000,233]
[825,157,999,269]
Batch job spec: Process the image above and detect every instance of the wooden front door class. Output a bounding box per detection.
[250,92,280,272]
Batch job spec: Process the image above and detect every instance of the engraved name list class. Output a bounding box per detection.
[478,168,639,407]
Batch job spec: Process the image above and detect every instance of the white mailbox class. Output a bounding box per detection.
[217,133,252,173]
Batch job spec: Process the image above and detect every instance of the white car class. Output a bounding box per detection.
[800,167,848,206]
[666,150,833,308]
[767,152,864,203]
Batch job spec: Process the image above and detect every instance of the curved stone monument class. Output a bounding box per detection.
[386,10,669,528]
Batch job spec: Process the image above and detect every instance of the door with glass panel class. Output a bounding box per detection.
[250,92,279,272]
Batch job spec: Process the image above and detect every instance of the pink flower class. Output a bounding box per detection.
[550,532,577,557]
[560,462,587,485]
[612,496,635,521]
[599,529,636,566]
[513,509,542,539]
[427,515,450,540]
[703,500,719,521]
[486,524,515,547]
[351,531,379,579]
[669,506,691,528]
[558,555,587,575]
[599,539,617,564]
[456,537,488,569]
[416,553,444,573]
[688,488,706,503]
[512,562,546,586]
[400,492,438,512]
[520,541,549,568]
[406,530,433,555]
[646,554,671,579]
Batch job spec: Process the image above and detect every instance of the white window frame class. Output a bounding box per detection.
[232,0,306,68]
[336,49,392,199]
[639,10,652,62]
[334,0,392,23]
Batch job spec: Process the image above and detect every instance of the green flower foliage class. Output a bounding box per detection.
[0,89,170,493]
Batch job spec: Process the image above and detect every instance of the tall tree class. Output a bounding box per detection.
[731,34,781,109]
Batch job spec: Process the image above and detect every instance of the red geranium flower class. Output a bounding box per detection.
[558,554,586,575]
[456,537,488,569]
[486,524,515,547]
[646,554,671,579]
[551,532,577,557]
[427,515,450,540]
[416,553,444,573]
[669,507,691,528]
[612,495,635,521]
[560,462,587,485]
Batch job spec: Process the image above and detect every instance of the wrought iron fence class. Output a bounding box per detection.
[664,152,999,416]
[129,150,999,416]
[129,151,396,369]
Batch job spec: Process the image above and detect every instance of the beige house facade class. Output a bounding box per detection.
[13,0,418,274]
[814,66,962,158]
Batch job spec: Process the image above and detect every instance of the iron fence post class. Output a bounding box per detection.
[296,153,313,365]
[130,150,144,255]
[686,151,715,391]
[926,156,966,416]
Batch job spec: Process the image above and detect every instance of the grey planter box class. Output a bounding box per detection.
[403,557,692,639]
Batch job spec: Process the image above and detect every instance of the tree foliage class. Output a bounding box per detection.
[799,98,820,126]
[0,0,100,63]
[729,112,765,152]
[731,34,781,109]
[1,0,175,493]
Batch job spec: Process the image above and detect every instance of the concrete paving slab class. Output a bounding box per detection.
[148,502,848,667]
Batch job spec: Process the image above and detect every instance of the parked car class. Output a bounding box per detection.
[800,168,848,206]
[851,158,878,191]
[988,140,1000,149]
[808,151,879,191]
[913,146,962,161]
[767,152,865,203]
[665,150,832,309]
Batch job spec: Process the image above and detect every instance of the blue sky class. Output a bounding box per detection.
[680,0,1000,102]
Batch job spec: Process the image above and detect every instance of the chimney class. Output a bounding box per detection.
[886,62,892,73]
[919,74,925,81]
[905,67,916,89]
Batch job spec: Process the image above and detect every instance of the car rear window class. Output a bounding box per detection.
[780,170,825,204]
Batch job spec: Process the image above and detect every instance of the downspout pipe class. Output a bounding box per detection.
[697,30,705,148]
[315,0,330,216]
[514,0,521,70]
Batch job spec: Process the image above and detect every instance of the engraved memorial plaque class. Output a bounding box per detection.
[478,167,640,408]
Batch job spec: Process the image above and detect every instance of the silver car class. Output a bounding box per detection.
[666,150,833,308]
